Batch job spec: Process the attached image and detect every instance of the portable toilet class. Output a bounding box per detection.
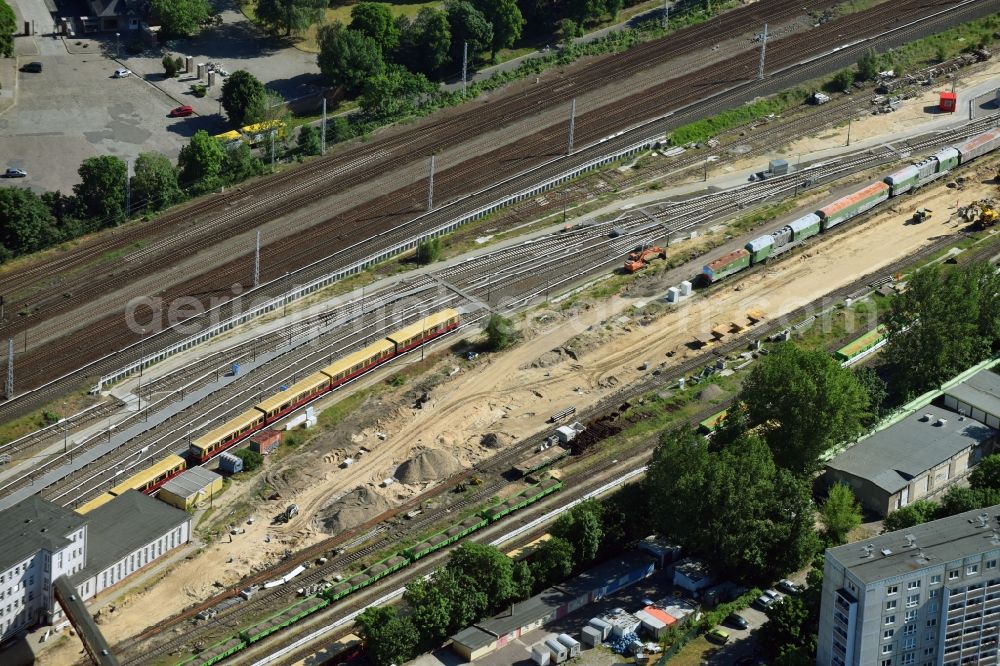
[557,634,581,658]
[531,643,551,666]
[940,91,957,113]
[581,625,602,647]
[545,638,568,664]
[218,452,243,475]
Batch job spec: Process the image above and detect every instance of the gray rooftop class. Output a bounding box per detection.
[71,490,189,586]
[160,466,221,499]
[0,495,86,572]
[945,369,1000,419]
[828,503,1000,584]
[826,409,996,493]
[451,625,497,651]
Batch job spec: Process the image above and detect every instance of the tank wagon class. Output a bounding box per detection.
[701,126,1000,284]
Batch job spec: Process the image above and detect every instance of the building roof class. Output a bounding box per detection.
[0,495,86,572]
[451,625,496,651]
[945,369,1000,419]
[70,490,189,586]
[556,552,657,600]
[674,557,712,582]
[826,409,996,493]
[88,0,139,18]
[160,466,221,499]
[642,607,675,625]
[827,503,1000,584]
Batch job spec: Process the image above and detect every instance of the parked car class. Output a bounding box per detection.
[169,105,194,117]
[706,628,730,645]
[753,593,775,610]
[764,588,781,600]
[778,579,801,594]
[3,168,27,178]
[20,62,42,73]
[113,68,131,78]
[726,613,750,630]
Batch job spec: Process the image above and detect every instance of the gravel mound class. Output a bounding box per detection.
[697,384,725,402]
[315,486,392,535]
[395,449,463,484]
[480,432,512,449]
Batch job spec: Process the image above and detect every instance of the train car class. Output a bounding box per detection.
[189,408,266,463]
[883,164,921,196]
[482,477,563,522]
[787,213,822,241]
[406,516,488,561]
[698,408,729,435]
[213,130,243,149]
[176,636,247,666]
[931,146,960,173]
[360,555,409,585]
[702,249,750,283]
[955,127,1000,163]
[240,120,286,148]
[834,325,888,364]
[255,371,331,421]
[241,596,328,644]
[320,339,397,388]
[76,493,116,514]
[385,308,461,355]
[108,454,187,496]
[817,181,889,230]
[744,235,774,264]
[507,533,552,561]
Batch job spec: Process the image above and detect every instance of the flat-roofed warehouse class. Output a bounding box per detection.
[158,467,223,511]
[943,368,1000,428]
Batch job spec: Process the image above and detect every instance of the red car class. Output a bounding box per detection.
[169,105,194,118]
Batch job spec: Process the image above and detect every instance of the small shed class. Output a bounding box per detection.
[672,557,715,594]
[769,158,789,175]
[218,452,243,475]
[636,607,675,639]
[581,625,602,647]
[250,430,281,455]
[158,467,223,511]
[940,91,957,113]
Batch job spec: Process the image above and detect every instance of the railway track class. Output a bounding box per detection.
[1,0,991,427]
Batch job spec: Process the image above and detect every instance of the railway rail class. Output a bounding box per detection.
[0,0,991,427]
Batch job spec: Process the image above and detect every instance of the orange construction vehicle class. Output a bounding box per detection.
[624,245,666,273]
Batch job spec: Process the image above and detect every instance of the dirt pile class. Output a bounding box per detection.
[527,347,577,369]
[697,384,725,402]
[395,449,464,484]
[480,432,513,449]
[315,486,393,535]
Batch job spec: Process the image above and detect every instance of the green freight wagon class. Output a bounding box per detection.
[407,516,488,561]
[817,181,890,229]
[834,326,888,363]
[175,637,247,666]
[702,249,750,283]
[359,555,408,586]
[698,409,729,435]
[242,596,328,643]
[482,478,563,522]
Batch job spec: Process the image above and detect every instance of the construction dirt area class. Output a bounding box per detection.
[39,119,1000,666]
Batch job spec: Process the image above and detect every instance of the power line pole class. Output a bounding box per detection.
[461,42,468,96]
[125,158,131,219]
[253,231,261,288]
[321,98,327,155]
[662,0,668,29]
[567,98,576,155]
[758,23,768,80]
[427,155,435,211]
[5,338,12,399]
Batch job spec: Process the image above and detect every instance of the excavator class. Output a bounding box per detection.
[623,245,667,273]
[959,199,999,229]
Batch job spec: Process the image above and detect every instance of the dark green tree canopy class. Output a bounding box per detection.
[0,0,16,58]
[446,1,493,64]
[317,23,386,96]
[130,152,181,214]
[551,500,604,564]
[74,156,128,228]
[350,2,401,52]
[221,70,268,127]
[360,64,435,121]
[150,0,211,37]
[736,344,870,474]
[398,8,452,75]
[529,536,574,588]
[472,0,524,58]
[178,130,226,193]
[484,313,517,351]
[820,483,863,546]
[255,0,326,36]
[355,606,419,666]
[0,187,57,259]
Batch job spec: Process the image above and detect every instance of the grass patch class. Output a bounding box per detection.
[880,14,1000,74]
[669,89,810,146]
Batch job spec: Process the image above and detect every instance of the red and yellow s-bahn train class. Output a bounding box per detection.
[78,309,460,512]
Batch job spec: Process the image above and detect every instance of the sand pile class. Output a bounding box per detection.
[315,486,393,535]
[480,432,513,449]
[395,449,464,484]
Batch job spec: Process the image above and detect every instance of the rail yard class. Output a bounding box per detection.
[3,1,1000,665]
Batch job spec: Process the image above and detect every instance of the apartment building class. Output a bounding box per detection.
[817,505,1000,666]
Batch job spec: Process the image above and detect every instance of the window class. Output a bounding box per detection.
[901,655,915,665]
[988,560,998,570]
[907,594,921,608]
[909,580,922,590]
[883,644,894,655]
[885,629,896,640]
[968,564,980,576]
[925,642,936,652]
[904,637,916,650]
[930,589,940,598]
[949,570,961,581]
[886,615,897,625]
[887,600,899,611]
[904,624,917,635]
[906,610,918,622]
[881,660,893,666]
[931,574,942,585]
[889,585,900,595]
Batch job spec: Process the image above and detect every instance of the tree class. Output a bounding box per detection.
[646,426,820,583]
[856,48,880,81]
[446,542,517,610]
[398,8,452,75]
[882,500,939,532]
[484,313,517,351]
[162,54,180,78]
[820,483,862,546]
[255,0,326,36]
[0,188,56,259]
[415,237,442,264]
[557,18,579,44]
[760,595,813,657]
[552,500,604,564]
[883,263,1000,397]
[511,560,534,599]
[317,23,386,96]
[297,125,322,156]
[472,0,524,59]
[150,0,211,37]
[359,64,435,122]
[355,606,419,666]
[234,448,264,471]
[178,130,226,193]
[938,486,1000,518]
[222,143,265,184]
[970,454,1000,492]
[130,152,182,214]
[829,69,854,93]
[529,536,574,588]
[221,70,268,126]
[404,576,453,644]
[736,344,870,474]
[446,1,493,65]
[327,116,354,143]
[0,0,15,58]
[74,156,128,228]
[350,2,401,53]
[853,366,889,427]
